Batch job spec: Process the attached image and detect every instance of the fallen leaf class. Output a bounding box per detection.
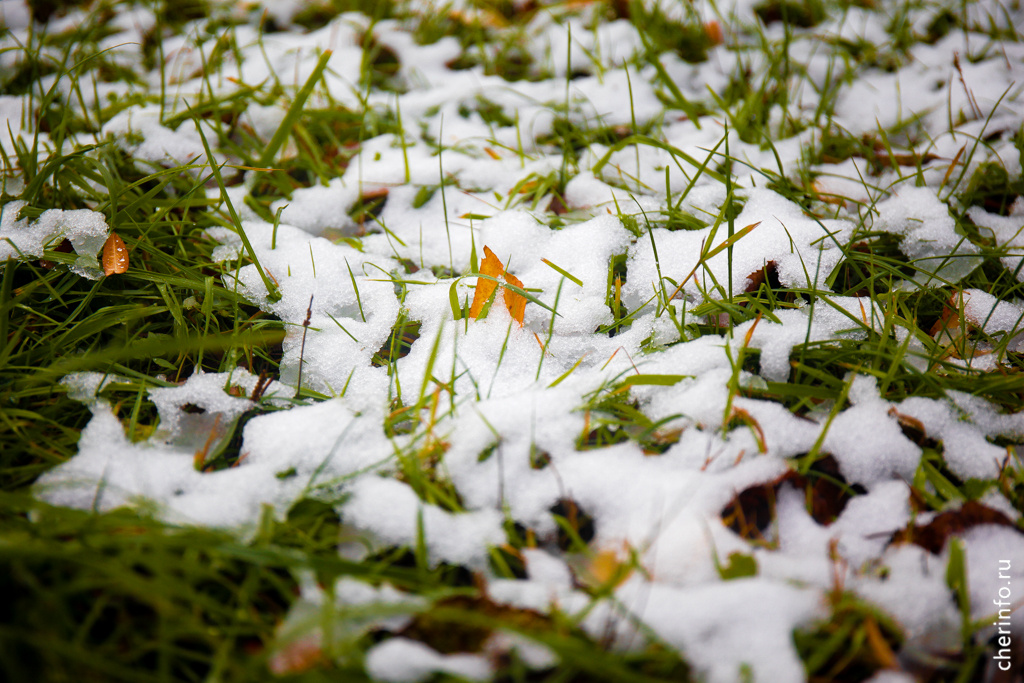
[502,270,526,324]
[469,246,527,325]
[576,543,634,588]
[547,194,568,215]
[102,232,128,275]
[468,246,502,319]
[874,152,940,167]
[705,20,723,45]
[742,261,778,293]
[890,499,1018,553]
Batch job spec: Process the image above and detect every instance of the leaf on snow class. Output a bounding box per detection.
[469,245,527,325]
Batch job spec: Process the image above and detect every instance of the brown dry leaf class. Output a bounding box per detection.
[469,246,527,325]
[874,152,940,167]
[742,262,777,293]
[890,500,1018,553]
[887,407,932,447]
[102,232,128,276]
[546,194,568,215]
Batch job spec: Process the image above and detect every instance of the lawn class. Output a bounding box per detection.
[2,0,1024,681]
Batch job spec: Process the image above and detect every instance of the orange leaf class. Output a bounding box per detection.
[469,246,527,325]
[704,20,723,45]
[503,270,526,325]
[469,246,502,319]
[102,232,128,275]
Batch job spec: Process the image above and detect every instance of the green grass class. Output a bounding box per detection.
[2,0,1024,681]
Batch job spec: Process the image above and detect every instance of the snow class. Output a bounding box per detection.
[365,638,491,683]
[0,202,109,278]
[961,525,1024,638]
[103,105,216,170]
[968,206,1024,280]
[343,476,506,569]
[612,577,825,683]
[873,187,982,288]
[9,0,1024,680]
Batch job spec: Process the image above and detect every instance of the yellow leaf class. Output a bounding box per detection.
[576,542,634,589]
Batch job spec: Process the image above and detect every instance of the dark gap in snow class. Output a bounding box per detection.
[753,0,825,28]
[372,320,421,368]
[529,445,551,470]
[361,35,402,91]
[38,238,72,270]
[889,408,940,449]
[280,499,342,553]
[831,235,911,297]
[349,189,389,228]
[721,455,862,542]
[489,545,528,580]
[960,162,1024,216]
[398,594,549,655]
[198,406,273,472]
[741,260,781,295]
[550,498,596,550]
[365,547,475,587]
[576,423,630,450]
[546,193,568,216]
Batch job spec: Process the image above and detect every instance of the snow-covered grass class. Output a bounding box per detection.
[2,0,1024,680]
